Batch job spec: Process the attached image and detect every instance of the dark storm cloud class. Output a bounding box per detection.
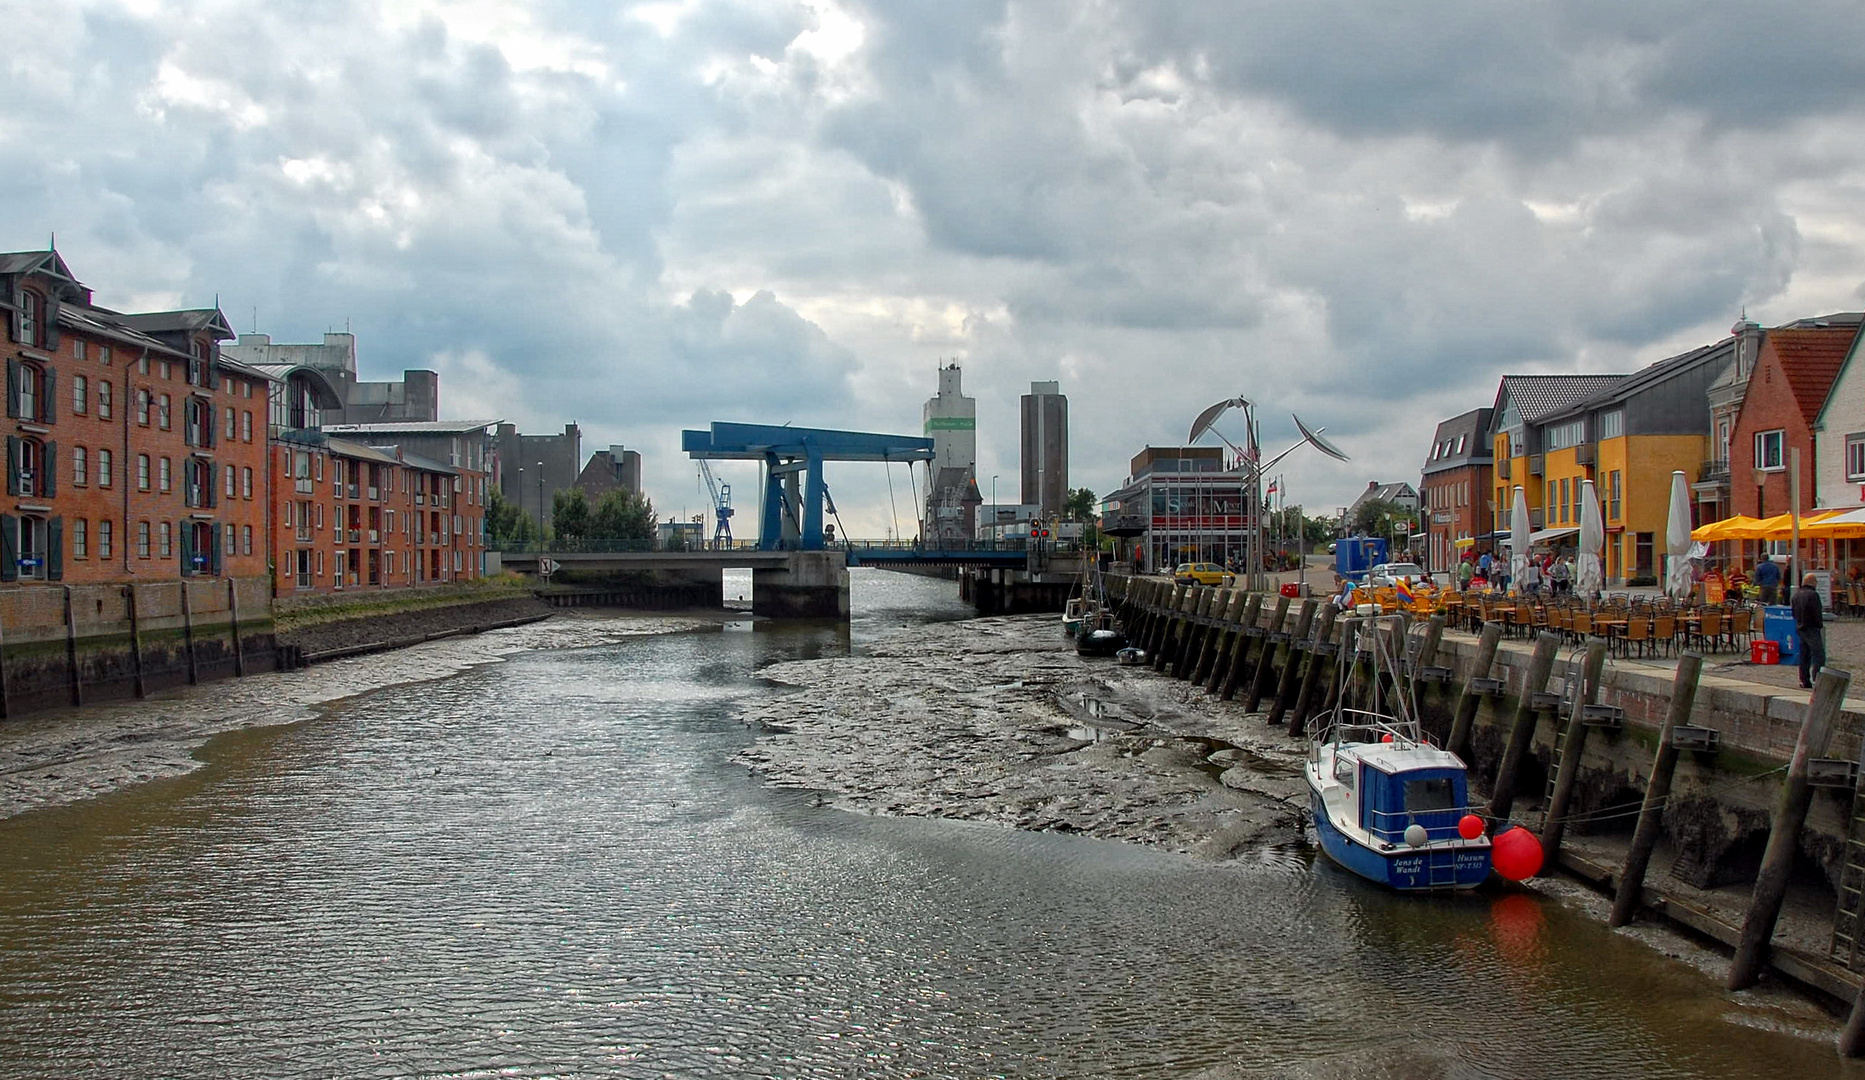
[8,1,1865,518]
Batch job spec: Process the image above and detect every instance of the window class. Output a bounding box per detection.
[160,456,171,493]
[72,445,86,486]
[225,464,236,497]
[72,374,87,415]
[1546,419,1584,451]
[1597,409,1624,440]
[97,449,112,488]
[137,454,151,491]
[137,353,148,376]
[11,437,49,498]
[224,523,235,560]
[136,388,151,425]
[12,360,41,420]
[1756,429,1785,471]
[1559,478,1570,524]
[99,346,110,366]
[1848,435,1865,481]
[9,515,47,580]
[18,290,38,348]
[158,394,170,430]
[1608,470,1622,522]
[98,520,112,559]
[161,359,172,381]
[159,521,171,559]
[137,520,151,559]
[225,407,235,441]
[241,410,252,442]
[72,519,87,559]
[241,525,252,556]
[1404,778,1457,812]
[242,467,252,499]
[97,379,111,419]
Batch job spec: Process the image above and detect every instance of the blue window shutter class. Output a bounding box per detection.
[210,525,223,575]
[39,366,54,424]
[5,436,17,497]
[41,441,54,499]
[179,521,192,574]
[5,359,17,420]
[47,517,62,581]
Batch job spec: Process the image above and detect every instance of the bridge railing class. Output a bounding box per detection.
[499,538,765,554]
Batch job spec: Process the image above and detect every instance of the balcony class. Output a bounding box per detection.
[294,478,313,494]
[368,486,380,501]
[1575,442,1596,466]
[1528,454,1544,477]
[348,529,362,543]
[1497,458,1512,480]
[1699,459,1730,485]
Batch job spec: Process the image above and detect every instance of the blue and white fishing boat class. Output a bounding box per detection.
[1303,615,1492,890]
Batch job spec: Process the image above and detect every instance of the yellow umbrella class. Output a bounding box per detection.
[1801,508,1865,539]
[1691,515,1761,541]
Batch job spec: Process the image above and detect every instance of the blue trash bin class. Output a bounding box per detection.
[1761,605,1798,664]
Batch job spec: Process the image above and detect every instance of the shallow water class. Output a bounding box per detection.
[0,570,1846,1078]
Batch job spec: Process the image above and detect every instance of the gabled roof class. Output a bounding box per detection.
[0,249,79,285]
[114,308,235,341]
[1768,324,1860,427]
[1493,374,1628,426]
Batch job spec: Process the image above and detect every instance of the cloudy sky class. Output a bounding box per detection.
[9,1,1865,533]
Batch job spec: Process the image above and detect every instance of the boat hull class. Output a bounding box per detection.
[1310,791,1491,891]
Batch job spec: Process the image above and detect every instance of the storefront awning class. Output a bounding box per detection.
[1526,526,1579,545]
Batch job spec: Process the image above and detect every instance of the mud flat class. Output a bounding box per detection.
[0,610,713,821]
[736,613,1310,858]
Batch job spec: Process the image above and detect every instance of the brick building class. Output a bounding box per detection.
[271,430,477,593]
[1419,407,1492,571]
[2,250,270,586]
[1728,316,1862,521]
[321,420,496,578]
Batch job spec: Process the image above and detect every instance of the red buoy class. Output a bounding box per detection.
[1458,814,1486,840]
[1381,733,1394,743]
[1491,826,1544,881]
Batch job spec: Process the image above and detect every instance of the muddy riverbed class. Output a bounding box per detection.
[737,614,1312,857]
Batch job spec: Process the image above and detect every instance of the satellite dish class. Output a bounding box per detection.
[1293,413,1350,462]
[1188,397,1250,443]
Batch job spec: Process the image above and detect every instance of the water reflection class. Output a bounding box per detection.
[0,570,1847,1078]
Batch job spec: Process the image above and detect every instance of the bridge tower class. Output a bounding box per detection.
[683,422,934,617]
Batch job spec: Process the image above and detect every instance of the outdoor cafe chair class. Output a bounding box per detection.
[1654,614,1677,658]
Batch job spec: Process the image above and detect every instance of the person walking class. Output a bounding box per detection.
[1792,572,1826,689]
[1754,556,1782,605]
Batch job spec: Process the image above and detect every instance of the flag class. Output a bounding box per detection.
[1266,480,1278,495]
[1394,578,1415,606]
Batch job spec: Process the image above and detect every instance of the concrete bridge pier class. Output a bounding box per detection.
[753,552,849,619]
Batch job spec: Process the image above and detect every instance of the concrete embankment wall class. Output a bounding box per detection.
[276,586,552,663]
[0,577,278,717]
[1105,574,1858,893]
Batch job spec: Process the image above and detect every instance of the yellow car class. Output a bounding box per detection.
[1173,562,1234,586]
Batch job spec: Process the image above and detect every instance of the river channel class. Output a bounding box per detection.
[0,571,1852,1078]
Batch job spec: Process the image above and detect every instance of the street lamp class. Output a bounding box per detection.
[1189,400,1349,593]
[537,461,545,549]
[991,474,999,540]
[517,467,526,549]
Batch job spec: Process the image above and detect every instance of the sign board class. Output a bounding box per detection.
[16,557,41,568]
[538,557,560,576]
[1393,521,1411,533]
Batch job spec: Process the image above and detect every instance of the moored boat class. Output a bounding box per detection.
[1304,715,1491,890]
[1302,612,1493,891]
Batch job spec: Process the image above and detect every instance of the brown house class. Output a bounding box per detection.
[1420,406,1493,571]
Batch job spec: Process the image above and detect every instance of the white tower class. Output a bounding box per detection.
[923,363,976,473]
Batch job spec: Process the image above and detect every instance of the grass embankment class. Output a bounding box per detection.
[273,576,534,634]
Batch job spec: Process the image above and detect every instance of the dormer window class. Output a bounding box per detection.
[18,291,38,349]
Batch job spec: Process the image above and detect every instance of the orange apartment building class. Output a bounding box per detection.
[270,429,481,594]
[2,250,269,586]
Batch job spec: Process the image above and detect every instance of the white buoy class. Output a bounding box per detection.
[1405,823,1429,848]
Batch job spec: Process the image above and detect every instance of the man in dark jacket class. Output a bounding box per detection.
[1791,573,1825,689]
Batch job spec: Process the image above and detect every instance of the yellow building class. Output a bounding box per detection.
[1487,375,1628,539]
[1523,341,1729,583]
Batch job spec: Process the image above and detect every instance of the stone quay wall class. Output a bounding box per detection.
[0,576,279,717]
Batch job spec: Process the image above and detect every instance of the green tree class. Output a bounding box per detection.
[1063,486,1098,522]
[589,488,657,542]
[486,486,540,549]
[552,488,593,542]
[1350,498,1414,539]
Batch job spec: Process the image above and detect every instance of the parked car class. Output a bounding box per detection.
[1367,562,1427,587]
[1173,562,1234,586]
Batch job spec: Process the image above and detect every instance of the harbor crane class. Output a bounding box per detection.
[698,458,734,545]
